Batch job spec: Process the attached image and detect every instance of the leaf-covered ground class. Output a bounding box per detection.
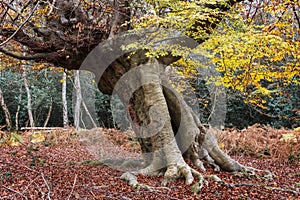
[0,126,299,199]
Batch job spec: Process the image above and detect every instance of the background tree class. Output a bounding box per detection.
[200,0,300,128]
[73,70,82,129]
[62,71,69,128]
[22,67,34,127]
[0,86,12,130]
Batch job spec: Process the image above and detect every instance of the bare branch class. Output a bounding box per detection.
[0,161,51,200]
[2,186,28,199]
[47,0,57,16]
[292,4,300,29]
[67,174,78,200]
[0,0,40,47]
[13,0,33,22]
[248,4,260,25]
[0,0,15,24]
[246,1,253,20]
[268,4,288,32]
[2,1,19,13]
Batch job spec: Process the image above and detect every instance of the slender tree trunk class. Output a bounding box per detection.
[73,71,97,129]
[22,68,34,127]
[74,70,82,129]
[62,72,69,128]
[42,69,53,127]
[0,87,12,131]
[15,91,22,131]
[15,74,23,131]
[82,100,97,128]
[43,96,53,127]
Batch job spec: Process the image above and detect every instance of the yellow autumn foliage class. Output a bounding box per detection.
[131,1,299,109]
[31,132,46,143]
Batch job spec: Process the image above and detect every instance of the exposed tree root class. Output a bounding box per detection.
[230,165,274,180]
[120,167,224,194]
[120,159,275,194]
[162,163,194,186]
[121,172,140,188]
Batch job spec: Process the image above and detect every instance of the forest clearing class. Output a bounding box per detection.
[0,125,299,199]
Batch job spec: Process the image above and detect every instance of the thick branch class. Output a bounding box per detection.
[292,4,300,29]
[0,47,46,60]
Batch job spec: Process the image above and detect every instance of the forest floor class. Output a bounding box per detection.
[0,125,299,199]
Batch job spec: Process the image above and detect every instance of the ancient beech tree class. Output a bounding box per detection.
[0,0,273,187]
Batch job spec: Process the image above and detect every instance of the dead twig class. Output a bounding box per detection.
[0,1,40,47]
[0,161,51,200]
[266,186,300,195]
[224,182,300,195]
[67,174,78,200]
[0,125,6,130]
[2,186,28,200]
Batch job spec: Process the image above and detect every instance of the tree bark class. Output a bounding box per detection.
[43,96,53,127]
[81,100,97,129]
[62,72,69,128]
[74,71,82,129]
[15,95,21,130]
[15,85,23,131]
[0,87,12,131]
[22,68,35,127]
[73,70,99,129]
[136,59,195,184]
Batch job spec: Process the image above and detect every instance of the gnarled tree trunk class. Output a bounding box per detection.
[105,57,247,185]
